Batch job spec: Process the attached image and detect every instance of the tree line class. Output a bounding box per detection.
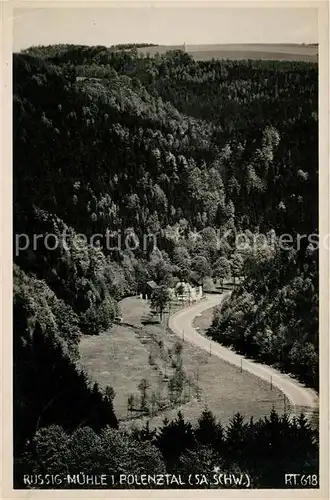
[15,407,318,489]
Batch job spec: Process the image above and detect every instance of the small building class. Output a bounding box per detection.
[140,280,158,299]
[174,281,203,304]
[76,76,103,82]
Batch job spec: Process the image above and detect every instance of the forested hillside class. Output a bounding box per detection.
[13,44,318,483]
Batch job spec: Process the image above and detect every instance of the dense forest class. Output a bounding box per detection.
[13,44,318,487]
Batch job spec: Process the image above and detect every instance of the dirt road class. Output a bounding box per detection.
[169,294,319,412]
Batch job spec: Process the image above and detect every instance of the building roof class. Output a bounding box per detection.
[146,280,158,289]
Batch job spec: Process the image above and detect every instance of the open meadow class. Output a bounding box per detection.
[136,43,318,62]
[79,296,286,431]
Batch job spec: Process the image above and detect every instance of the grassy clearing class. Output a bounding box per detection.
[78,324,162,419]
[79,296,286,431]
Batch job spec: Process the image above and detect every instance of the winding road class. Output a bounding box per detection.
[169,293,318,414]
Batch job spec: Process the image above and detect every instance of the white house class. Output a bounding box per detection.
[169,281,203,304]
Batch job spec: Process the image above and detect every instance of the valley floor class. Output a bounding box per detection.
[79,295,291,431]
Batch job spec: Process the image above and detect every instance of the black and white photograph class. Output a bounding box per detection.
[3,0,328,494]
